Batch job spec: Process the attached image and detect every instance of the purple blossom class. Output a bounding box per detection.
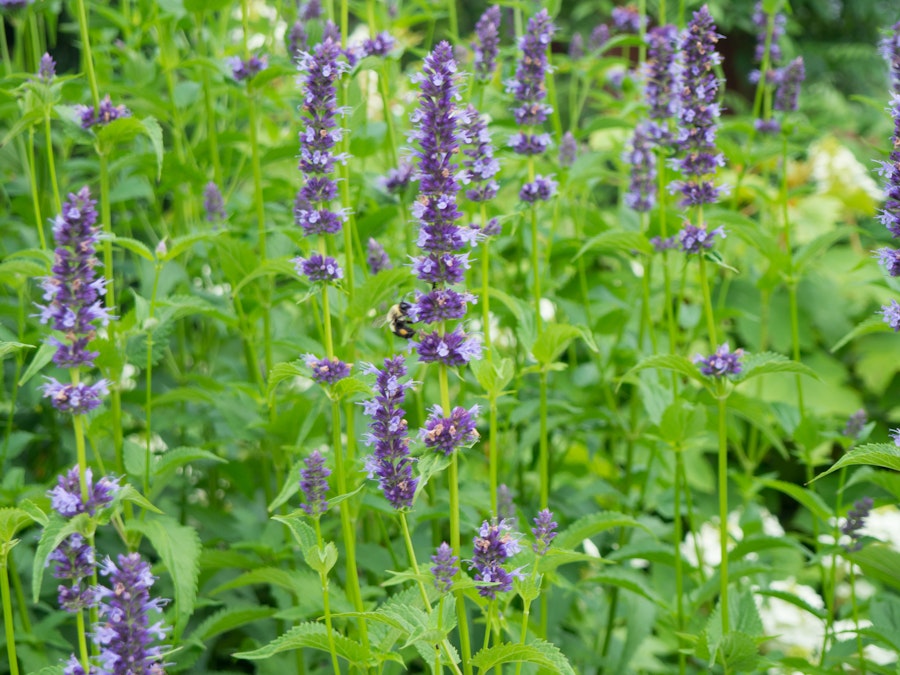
[650,235,678,252]
[473,6,501,82]
[841,496,874,552]
[49,533,97,613]
[878,247,900,277]
[883,299,900,331]
[644,25,679,143]
[475,218,502,238]
[42,378,110,415]
[459,105,500,202]
[431,542,458,592]
[559,131,577,167]
[420,404,480,456]
[774,56,805,112]
[203,182,226,222]
[94,553,169,675]
[497,484,516,523]
[507,131,552,156]
[39,52,56,81]
[749,1,786,84]
[295,252,343,283]
[880,21,900,94]
[411,252,470,286]
[532,509,558,556]
[416,327,482,367]
[470,519,522,599]
[624,123,657,212]
[37,187,112,370]
[366,238,392,274]
[304,354,351,385]
[694,343,743,378]
[361,356,417,510]
[678,222,725,254]
[300,0,321,20]
[229,53,268,82]
[671,5,724,208]
[0,0,32,9]
[843,409,867,439]
[49,465,120,518]
[299,450,331,517]
[589,24,610,52]
[875,94,900,239]
[411,288,476,324]
[611,5,643,34]
[288,21,307,61]
[381,162,415,194]
[892,427,900,446]
[75,95,130,130]
[569,33,584,60]
[520,175,558,203]
[506,9,555,153]
[754,118,781,135]
[362,31,395,57]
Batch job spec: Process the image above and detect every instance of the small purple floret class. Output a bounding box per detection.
[470,519,522,599]
[299,450,331,517]
[531,509,558,556]
[295,253,343,283]
[678,222,725,254]
[229,54,268,81]
[694,343,743,378]
[431,542,458,592]
[304,354,351,385]
[421,404,480,456]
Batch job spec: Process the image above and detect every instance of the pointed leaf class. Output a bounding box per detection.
[233,621,369,666]
[736,352,820,383]
[555,511,651,550]
[531,323,583,366]
[471,639,576,675]
[140,116,164,180]
[0,341,34,360]
[18,341,56,386]
[273,511,318,558]
[759,478,832,522]
[0,508,35,546]
[110,235,155,261]
[830,316,890,353]
[152,446,226,479]
[575,231,651,259]
[189,605,278,642]
[32,513,91,602]
[811,443,900,483]
[619,354,703,390]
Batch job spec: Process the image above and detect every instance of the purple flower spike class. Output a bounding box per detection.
[883,299,900,331]
[881,21,900,94]
[774,56,805,112]
[300,0,321,20]
[431,542,458,592]
[678,222,725,253]
[754,118,781,135]
[694,343,743,378]
[203,182,226,222]
[519,175,558,203]
[569,33,584,60]
[295,252,343,283]
[878,248,900,277]
[75,95,131,129]
[381,162,414,194]
[360,356,418,510]
[49,533,98,613]
[559,131,577,168]
[506,9,555,151]
[39,52,56,81]
[459,105,500,203]
[612,5,643,34]
[420,404,480,456]
[362,31,395,57]
[750,1,786,84]
[288,21,307,61]
[843,409,867,439]
[49,465,120,518]
[0,0,32,9]
[644,25,679,143]
[473,6,501,82]
[497,484,516,522]
[470,519,523,599]
[229,53,268,81]
[650,235,678,252]
[841,496,874,552]
[590,24,610,52]
[892,428,900,446]
[42,378,110,415]
[671,5,724,208]
[95,553,169,675]
[532,509,558,556]
[299,450,331,517]
[366,238,392,274]
[304,354,351,385]
[416,327,482,367]
[624,123,657,212]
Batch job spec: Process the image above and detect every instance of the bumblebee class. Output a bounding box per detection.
[381,301,416,340]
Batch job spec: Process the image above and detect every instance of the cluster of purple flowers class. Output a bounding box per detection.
[878,23,900,331]
[694,343,743,378]
[38,52,56,82]
[380,162,415,195]
[679,223,725,254]
[507,9,555,167]
[288,22,307,61]
[431,542,458,592]
[459,104,500,203]
[531,509,558,556]
[590,24,610,52]
[671,6,724,208]
[229,54,268,82]
[644,25,679,143]
[408,42,482,366]
[293,35,351,291]
[473,6,501,82]
[366,238,392,274]
[841,496,874,552]
[559,131,577,168]
[420,404,480,456]
[37,187,112,414]
[299,449,331,517]
[0,0,32,10]
[303,354,351,385]
[361,356,417,510]
[470,519,522,599]
[203,182,226,223]
[749,1,786,85]
[76,95,131,130]
[624,124,657,212]
[842,409,868,439]
[773,56,805,112]
[611,5,643,34]
[361,31,395,58]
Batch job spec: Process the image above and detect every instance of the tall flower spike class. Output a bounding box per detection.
[624,123,657,212]
[473,6,501,82]
[559,131,577,167]
[431,542,458,592]
[470,519,522,599]
[749,1,786,85]
[39,52,56,81]
[409,42,482,366]
[878,22,900,325]
[644,25,680,143]
[303,354,351,385]
[361,357,418,510]
[421,404,480,456]
[299,449,331,517]
[49,465,119,517]
[229,53,268,82]
[95,553,169,675]
[203,181,226,223]
[532,509,558,556]
[366,238,392,274]
[841,496,874,552]
[611,5,643,34]
[881,21,900,94]
[75,95,130,129]
[49,534,97,613]
[843,409,867,439]
[671,5,724,208]
[507,9,555,158]
[459,104,500,203]
[773,56,805,112]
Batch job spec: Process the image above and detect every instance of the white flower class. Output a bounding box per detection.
[756,579,825,659]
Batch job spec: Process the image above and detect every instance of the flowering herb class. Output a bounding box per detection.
[678,222,725,253]
[497,484,516,523]
[380,162,415,194]
[287,21,307,61]
[559,131,577,167]
[362,31,395,58]
[203,182,226,223]
[589,24,610,52]
[459,104,500,203]
[841,497,874,552]
[420,404,480,456]
[644,25,679,143]
[38,52,56,81]
[694,343,744,378]
[300,0,321,21]
[75,95,131,130]
[294,253,343,283]
[650,235,678,252]
[611,5,643,34]
[884,299,900,332]
[49,533,97,613]
[366,238,392,274]
[472,5,501,82]
[531,509,557,555]
[299,449,331,517]
[842,409,867,439]
[431,542,458,592]
[303,354,351,385]
[750,1,786,85]
[568,33,584,60]
[229,54,268,82]
[507,9,555,159]
[774,56,805,112]
[470,519,522,598]
[49,465,119,517]
[624,123,657,212]
[361,357,418,510]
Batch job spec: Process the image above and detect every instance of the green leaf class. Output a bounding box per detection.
[830,316,892,353]
[127,517,201,638]
[531,323,584,366]
[0,256,49,284]
[110,235,155,261]
[32,513,91,602]
[471,639,576,675]
[736,352,821,384]
[811,443,900,483]
[868,595,900,651]
[115,483,164,514]
[268,360,307,397]
[555,511,651,550]
[18,340,56,386]
[0,341,34,360]
[208,567,319,597]
[0,508,35,550]
[328,376,372,402]
[140,116,164,180]
[189,605,277,642]
[758,478,833,523]
[472,357,515,397]
[233,256,299,294]
[716,631,760,672]
[850,545,900,592]
[233,621,369,667]
[152,446,226,479]
[585,568,667,607]
[95,116,145,150]
[575,230,651,259]
[273,511,318,558]
[303,541,338,575]
[160,231,223,261]
[619,354,703,390]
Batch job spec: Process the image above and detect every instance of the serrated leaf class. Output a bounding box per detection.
[850,544,900,592]
[755,589,826,621]
[830,316,890,353]
[328,377,371,402]
[716,631,760,672]
[95,116,144,149]
[471,639,576,675]
[585,568,667,607]
[140,116,164,180]
[555,511,651,550]
[115,483,164,514]
[575,230,651,259]
[18,499,47,527]
[0,257,49,283]
[234,257,299,294]
[0,341,34,360]
[233,621,369,666]
[127,517,201,638]
[619,354,703,390]
[267,360,307,397]
[737,352,820,383]
[189,605,278,642]
[811,443,900,483]
[304,541,338,575]
[273,511,318,558]
[32,513,91,602]
[531,323,583,366]
[472,357,515,397]
[160,231,222,261]
[152,446,226,479]
[110,235,155,261]
[208,567,319,596]
[758,478,832,522]
[18,340,56,386]
[0,508,35,546]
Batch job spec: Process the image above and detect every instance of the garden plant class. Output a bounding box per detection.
[3,0,900,673]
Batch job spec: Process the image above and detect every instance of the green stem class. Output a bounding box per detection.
[314,519,343,675]
[480,204,492,356]
[538,370,549,510]
[26,127,45,251]
[673,448,686,675]
[717,395,730,636]
[849,565,865,675]
[698,255,717,348]
[44,114,61,214]
[144,263,162,496]
[1,555,19,675]
[445,0,458,41]
[74,0,100,109]
[489,392,498,517]
[73,405,89,502]
[76,608,90,672]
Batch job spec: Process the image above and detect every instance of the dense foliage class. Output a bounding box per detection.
[2,0,900,673]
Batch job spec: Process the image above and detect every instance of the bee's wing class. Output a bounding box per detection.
[373,313,390,328]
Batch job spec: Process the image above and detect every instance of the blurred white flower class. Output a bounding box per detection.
[756,579,825,659]
[681,508,784,571]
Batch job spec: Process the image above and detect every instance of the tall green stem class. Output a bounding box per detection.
[445,0,458,41]
[144,262,162,496]
[74,0,100,109]
[717,395,730,636]
[1,554,20,675]
[313,519,343,675]
[27,127,46,251]
[44,114,61,214]
[698,255,717,348]
[673,448,686,675]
